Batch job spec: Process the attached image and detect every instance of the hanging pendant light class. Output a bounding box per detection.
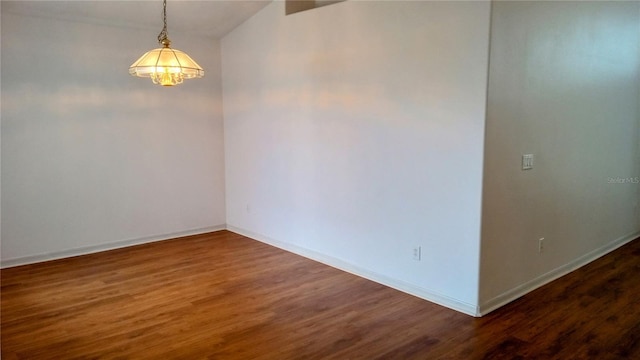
[129,0,204,86]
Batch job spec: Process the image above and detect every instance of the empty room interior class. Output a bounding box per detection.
[1,0,639,358]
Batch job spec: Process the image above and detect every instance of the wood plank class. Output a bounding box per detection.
[1,230,638,359]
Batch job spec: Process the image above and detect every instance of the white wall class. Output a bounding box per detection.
[479,1,640,313]
[222,1,491,313]
[1,5,226,266]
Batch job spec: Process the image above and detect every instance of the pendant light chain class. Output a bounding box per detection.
[157,0,169,45]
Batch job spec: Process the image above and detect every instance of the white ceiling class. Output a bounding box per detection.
[1,0,272,39]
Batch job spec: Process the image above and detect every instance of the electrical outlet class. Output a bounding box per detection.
[413,246,421,261]
[522,154,534,170]
[538,238,545,253]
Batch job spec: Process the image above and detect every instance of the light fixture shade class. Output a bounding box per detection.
[129,46,204,86]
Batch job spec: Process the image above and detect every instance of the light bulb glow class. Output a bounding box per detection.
[150,68,184,86]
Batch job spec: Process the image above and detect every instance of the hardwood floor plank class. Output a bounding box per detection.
[2,231,638,359]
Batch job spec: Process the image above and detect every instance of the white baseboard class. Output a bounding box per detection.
[226,225,479,317]
[0,225,226,269]
[7,223,634,318]
[477,230,640,316]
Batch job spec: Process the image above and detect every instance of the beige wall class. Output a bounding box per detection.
[1,5,226,266]
[222,0,491,314]
[479,1,640,313]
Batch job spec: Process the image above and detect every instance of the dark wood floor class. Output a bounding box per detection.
[1,231,639,359]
